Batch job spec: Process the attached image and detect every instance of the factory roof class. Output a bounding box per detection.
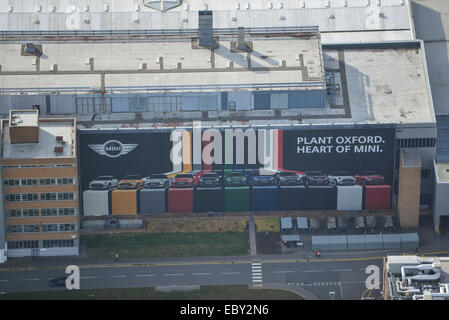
[0,32,323,94]
[1,118,76,159]
[0,0,414,44]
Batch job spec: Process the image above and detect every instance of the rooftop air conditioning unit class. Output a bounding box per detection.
[54,146,64,154]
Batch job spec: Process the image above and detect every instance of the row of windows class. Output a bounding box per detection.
[397,138,436,148]
[7,240,39,249]
[3,177,75,187]
[6,224,40,233]
[6,224,77,234]
[43,239,75,248]
[5,208,76,218]
[4,193,38,202]
[41,224,77,232]
[5,192,76,202]
[41,208,77,217]
[40,192,76,201]
[8,240,75,249]
[5,209,39,218]
[2,164,75,169]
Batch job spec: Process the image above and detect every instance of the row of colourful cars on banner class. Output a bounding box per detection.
[82,169,391,216]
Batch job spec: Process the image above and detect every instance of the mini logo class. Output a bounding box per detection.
[88,140,138,158]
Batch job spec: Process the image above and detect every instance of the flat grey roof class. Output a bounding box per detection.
[282,234,300,242]
[435,162,449,183]
[280,217,293,229]
[0,34,323,93]
[412,0,449,115]
[296,217,308,229]
[0,0,413,44]
[2,120,75,159]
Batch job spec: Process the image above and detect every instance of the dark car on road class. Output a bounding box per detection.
[49,276,68,287]
[304,171,329,185]
[198,172,221,187]
[276,171,304,186]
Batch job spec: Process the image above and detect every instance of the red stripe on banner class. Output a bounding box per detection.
[277,129,283,170]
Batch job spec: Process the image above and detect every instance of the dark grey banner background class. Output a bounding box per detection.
[78,131,173,193]
[283,128,396,185]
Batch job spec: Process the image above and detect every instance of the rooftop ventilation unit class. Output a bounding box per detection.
[24,43,42,57]
[237,27,248,51]
[198,11,214,48]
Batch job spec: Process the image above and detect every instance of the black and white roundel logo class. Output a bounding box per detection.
[88,140,138,158]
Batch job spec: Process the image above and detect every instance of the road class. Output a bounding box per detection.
[1,246,448,299]
[0,255,385,300]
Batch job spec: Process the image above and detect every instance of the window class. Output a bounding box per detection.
[21,179,38,186]
[76,97,111,114]
[4,179,20,186]
[23,224,40,233]
[42,224,59,232]
[22,194,38,202]
[40,178,57,186]
[5,209,22,218]
[23,209,39,217]
[43,239,74,248]
[8,240,39,249]
[59,224,76,232]
[41,208,76,216]
[6,225,22,233]
[57,178,74,185]
[41,208,58,217]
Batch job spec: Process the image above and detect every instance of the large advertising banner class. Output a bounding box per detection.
[78,130,173,193]
[282,128,396,185]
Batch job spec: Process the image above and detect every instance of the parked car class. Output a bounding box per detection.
[304,171,329,185]
[326,216,337,233]
[276,171,304,186]
[251,174,277,186]
[198,172,221,187]
[225,171,248,186]
[118,175,145,190]
[49,276,68,287]
[328,171,356,186]
[143,174,170,189]
[355,171,385,185]
[171,173,195,188]
[89,175,118,190]
[336,217,348,233]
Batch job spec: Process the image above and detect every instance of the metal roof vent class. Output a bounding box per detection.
[24,43,42,57]
[198,11,214,48]
[237,27,248,51]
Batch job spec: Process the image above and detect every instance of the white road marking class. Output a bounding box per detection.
[302,270,323,273]
[220,272,240,275]
[192,273,212,276]
[0,280,8,282]
[136,274,155,277]
[274,271,294,274]
[112,275,127,278]
[165,273,183,276]
[19,278,39,281]
[332,269,352,272]
[252,279,263,283]
[81,276,97,279]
